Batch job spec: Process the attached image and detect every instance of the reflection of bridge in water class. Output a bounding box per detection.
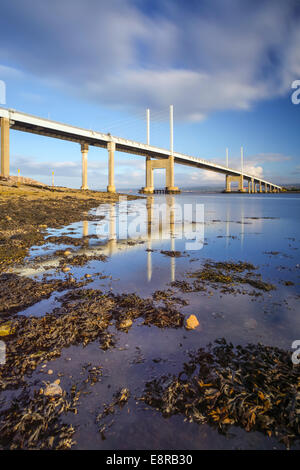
[13,195,259,281]
[98,195,179,282]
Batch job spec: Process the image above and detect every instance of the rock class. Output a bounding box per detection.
[85,274,92,278]
[43,380,63,397]
[119,318,133,330]
[39,224,48,229]
[48,369,53,375]
[185,314,200,330]
[64,250,72,256]
[62,266,70,273]
[0,321,16,336]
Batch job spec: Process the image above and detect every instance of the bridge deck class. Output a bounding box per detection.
[0,107,282,189]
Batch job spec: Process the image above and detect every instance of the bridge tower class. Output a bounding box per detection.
[140,105,180,194]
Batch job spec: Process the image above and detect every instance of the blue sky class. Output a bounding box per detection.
[0,0,300,189]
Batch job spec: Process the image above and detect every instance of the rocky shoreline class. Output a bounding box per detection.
[0,180,299,450]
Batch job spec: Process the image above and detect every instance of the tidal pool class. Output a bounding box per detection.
[3,192,300,450]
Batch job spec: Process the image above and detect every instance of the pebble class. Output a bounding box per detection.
[119,319,133,330]
[43,380,62,397]
[185,314,200,330]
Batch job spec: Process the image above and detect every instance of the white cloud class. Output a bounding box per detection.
[10,153,146,186]
[0,0,299,120]
[243,165,264,179]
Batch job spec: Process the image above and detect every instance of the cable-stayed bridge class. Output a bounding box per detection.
[0,106,282,193]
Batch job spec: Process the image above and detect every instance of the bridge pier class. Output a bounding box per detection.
[167,155,179,193]
[107,141,116,193]
[225,174,245,192]
[80,143,89,190]
[140,157,180,194]
[0,117,10,177]
[259,181,263,193]
[249,178,254,194]
[141,157,154,194]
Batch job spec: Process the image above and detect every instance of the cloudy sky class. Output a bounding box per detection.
[0,0,300,189]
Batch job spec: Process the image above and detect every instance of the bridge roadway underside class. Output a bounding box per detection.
[0,109,282,194]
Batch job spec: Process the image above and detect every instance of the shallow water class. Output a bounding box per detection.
[13,192,300,449]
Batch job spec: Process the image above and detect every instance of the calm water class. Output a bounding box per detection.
[18,192,300,449]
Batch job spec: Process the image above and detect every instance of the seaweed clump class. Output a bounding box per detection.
[160,250,182,258]
[0,289,184,391]
[172,260,275,294]
[0,273,92,316]
[96,388,130,439]
[141,339,300,448]
[60,253,108,267]
[0,387,79,450]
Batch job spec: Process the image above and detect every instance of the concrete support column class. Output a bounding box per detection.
[265,184,269,193]
[253,181,257,193]
[259,181,262,193]
[248,180,251,193]
[80,143,88,190]
[226,175,231,192]
[142,157,154,194]
[1,117,10,177]
[147,157,154,191]
[107,141,116,193]
[145,156,150,188]
[238,174,244,192]
[167,155,179,192]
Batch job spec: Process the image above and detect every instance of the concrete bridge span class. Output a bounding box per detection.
[0,107,282,193]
